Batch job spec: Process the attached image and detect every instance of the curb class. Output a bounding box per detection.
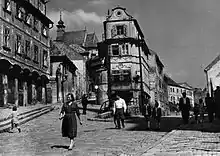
[0,105,56,133]
[87,117,113,122]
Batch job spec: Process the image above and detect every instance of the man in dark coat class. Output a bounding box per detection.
[205,93,215,123]
[82,94,88,115]
[179,92,191,124]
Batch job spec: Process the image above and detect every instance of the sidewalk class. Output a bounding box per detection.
[141,119,220,156]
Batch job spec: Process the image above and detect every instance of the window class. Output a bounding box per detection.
[25,40,30,59]
[112,45,119,55]
[16,4,24,20]
[33,17,39,31]
[121,44,129,55]
[122,70,131,81]
[25,13,32,25]
[170,88,172,92]
[3,27,10,50]
[15,34,22,54]
[177,89,179,93]
[43,50,48,67]
[116,25,124,35]
[41,25,47,37]
[4,0,11,12]
[112,70,131,82]
[38,1,46,14]
[112,70,120,82]
[33,45,38,63]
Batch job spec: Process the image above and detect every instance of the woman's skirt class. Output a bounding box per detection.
[61,113,77,139]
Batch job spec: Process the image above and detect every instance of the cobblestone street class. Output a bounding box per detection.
[0,106,174,156]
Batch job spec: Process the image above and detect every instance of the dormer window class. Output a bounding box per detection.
[16,4,24,20]
[25,13,32,25]
[116,25,124,35]
[111,24,127,38]
[4,0,11,12]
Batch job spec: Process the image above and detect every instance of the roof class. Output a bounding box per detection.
[165,76,181,87]
[63,30,87,46]
[178,82,194,90]
[204,54,220,72]
[51,41,84,61]
[149,49,164,68]
[61,30,99,48]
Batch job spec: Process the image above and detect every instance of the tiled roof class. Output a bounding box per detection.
[51,41,84,60]
[204,54,220,72]
[63,30,87,46]
[178,82,194,90]
[62,30,98,48]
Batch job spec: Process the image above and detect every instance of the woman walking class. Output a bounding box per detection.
[59,93,82,150]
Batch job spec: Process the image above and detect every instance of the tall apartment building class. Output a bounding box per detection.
[98,6,151,113]
[0,0,53,106]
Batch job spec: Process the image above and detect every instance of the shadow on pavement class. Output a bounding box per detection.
[124,116,183,132]
[51,145,69,149]
[176,117,220,133]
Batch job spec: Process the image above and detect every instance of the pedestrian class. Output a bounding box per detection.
[199,98,205,123]
[113,94,127,129]
[82,94,88,115]
[205,93,215,123]
[9,106,21,133]
[179,92,191,124]
[193,102,199,124]
[143,98,152,130]
[59,93,82,150]
[152,101,162,130]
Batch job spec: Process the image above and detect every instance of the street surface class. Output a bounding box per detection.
[0,106,182,156]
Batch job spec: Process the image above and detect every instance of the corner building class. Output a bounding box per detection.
[0,0,53,107]
[101,7,151,113]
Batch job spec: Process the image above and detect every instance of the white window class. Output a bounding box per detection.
[5,0,11,12]
[43,50,48,67]
[42,25,47,37]
[25,13,32,25]
[15,34,22,54]
[121,44,129,55]
[3,27,10,48]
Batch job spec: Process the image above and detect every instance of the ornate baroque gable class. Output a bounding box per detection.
[107,6,133,21]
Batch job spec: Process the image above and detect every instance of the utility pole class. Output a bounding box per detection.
[138,34,144,114]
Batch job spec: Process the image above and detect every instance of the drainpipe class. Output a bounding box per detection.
[138,34,144,114]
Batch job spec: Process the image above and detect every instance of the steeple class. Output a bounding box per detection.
[56,11,65,41]
[57,11,65,29]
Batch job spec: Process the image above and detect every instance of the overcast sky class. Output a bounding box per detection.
[47,0,220,88]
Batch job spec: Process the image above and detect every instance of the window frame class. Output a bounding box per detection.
[15,34,22,55]
[25,40,31,59]
[43,50,48,67]
[4,0,11,13]
[116,25,124,35]
[112,44,119,55]
[3,26,11,51]
[33,45,39,63]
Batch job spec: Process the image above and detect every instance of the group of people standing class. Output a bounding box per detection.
[142,98,162,130]
[179,91,216,125]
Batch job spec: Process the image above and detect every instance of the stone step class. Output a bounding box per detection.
[0,106,55,133]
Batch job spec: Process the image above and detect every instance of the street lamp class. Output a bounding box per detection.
[94,85,98,105]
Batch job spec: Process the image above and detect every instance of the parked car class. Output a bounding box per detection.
[87,92,97,104]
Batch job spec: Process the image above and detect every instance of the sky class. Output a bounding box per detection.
[47,0,220,88]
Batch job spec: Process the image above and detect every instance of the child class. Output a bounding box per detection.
[193,103,199,124]
[9,106,21,133]
[152,101,162,130]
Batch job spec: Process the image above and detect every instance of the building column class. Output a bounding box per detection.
[23,82,27,106]
[42,82,46,104]
[32,82,36,104]
[3,74,8,106]
[14,78,18,106]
